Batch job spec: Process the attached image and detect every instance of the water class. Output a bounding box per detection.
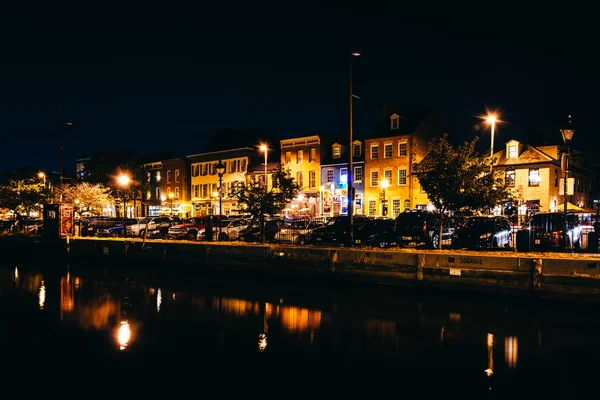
[1,260,599,398]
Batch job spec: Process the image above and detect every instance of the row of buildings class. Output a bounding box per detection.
[74,107,599,220]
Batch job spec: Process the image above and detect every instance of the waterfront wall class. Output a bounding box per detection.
[3,236,600,302]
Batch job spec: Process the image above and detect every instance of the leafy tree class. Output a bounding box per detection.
[229,168,300,242]
[412,134,510,212]
[53,182,115,216]
[0,178,51,217]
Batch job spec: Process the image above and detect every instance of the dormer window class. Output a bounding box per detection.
[353,143,361,157]
[390,113,400,130]
[333,146,341,159]
[508,145,517,158]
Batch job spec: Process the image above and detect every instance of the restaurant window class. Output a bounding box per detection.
[505,169,515,187]
[528,168,540,186]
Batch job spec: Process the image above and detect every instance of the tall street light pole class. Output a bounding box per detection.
[561,115,575,252]
[118,174,131,219]
[486,114,497,174]
[168,192,174,216]
[260,144,268,188]
[348,51,360,246]
[216,160,226,241]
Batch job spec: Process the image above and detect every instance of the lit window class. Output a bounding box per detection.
[333,147,341,159]
[309,171,316,188]
[384,144,393,158]
[509,146,517,158]
[354,166,362,182]
[297,150,304,164]
[528,168,540,186]
[398,143,407,157]
[285,151,292,165]
[296,172,304,188]
[309,148,317,163]
[371,171,379,187]
[326,169,334,183]
[505,169,515,187]
[340,168,347,183]
[156,171,161,182]
[398,169,407,185]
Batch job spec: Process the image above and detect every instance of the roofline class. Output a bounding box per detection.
[186,147,256,158]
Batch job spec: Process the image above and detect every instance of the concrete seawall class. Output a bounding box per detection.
[3,235,600,302]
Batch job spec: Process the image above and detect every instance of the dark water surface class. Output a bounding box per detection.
[1,259,599,398]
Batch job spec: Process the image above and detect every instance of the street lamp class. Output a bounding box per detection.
[117,174,131,218]
[259,144,268,189]
[38,172,46,188]
[380,179,389,217]
[216,160,226,240]
[348,51,360,246]
[486,114,498,174]
[561,115,575,251]
[168,192,174,216]
[319,185,325,217]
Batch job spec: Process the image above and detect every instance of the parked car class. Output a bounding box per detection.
[516,211,582,252]
[308,215,372,246]
[167,215,227,241]
[356,217,397,248]
[126,217,175,238]
[197,218,249,241]
[96,218,139,237]
[275,219,324,244]
[239,218,284,243]
[450,216,513,250]
[394,210,454,248]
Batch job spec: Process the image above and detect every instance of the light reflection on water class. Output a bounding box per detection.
[1,262,600,395]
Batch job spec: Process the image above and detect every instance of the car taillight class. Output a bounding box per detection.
[551,231,562,246]
[423,221,427,233]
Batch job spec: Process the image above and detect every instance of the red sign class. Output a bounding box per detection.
[59,204,74,237]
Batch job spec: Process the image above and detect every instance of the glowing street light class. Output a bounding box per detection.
[117,174,131,218]
[485,113,498,173]
[259,144,268,189]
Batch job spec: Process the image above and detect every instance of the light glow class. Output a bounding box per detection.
[258,333,267,352]
[117,320,131,350]
[157,288,162,313]
[38,280,46,310]
[117,174,131,187]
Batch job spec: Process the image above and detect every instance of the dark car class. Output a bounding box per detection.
[96,218,139,237]
[394,210,454,248]
[451,216,513,250]
[354,217,396,248]
[239,218,284,243]
[308,215,372,246]
[516,211,582,252]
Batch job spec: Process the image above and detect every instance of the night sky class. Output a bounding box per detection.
[1,5,597,175]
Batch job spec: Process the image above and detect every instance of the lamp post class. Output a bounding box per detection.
[38,172,46,188]
[348,51,360,246]
[486,114,497,174]
[168,192,174,216]
[117,174,131,218]
[216,160,226,240]
[319,185,325,217]
[561,115,575,251]
[260,144,268,189]
[380,179,389,217]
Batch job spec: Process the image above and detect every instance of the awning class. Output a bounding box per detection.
[551,202,588,212]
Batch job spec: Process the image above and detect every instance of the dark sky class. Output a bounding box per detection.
[1,4,597,176]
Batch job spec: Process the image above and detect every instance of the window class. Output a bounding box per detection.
[398,142,407,157]
[240,159,247,172]
[309,170,316,188]
[229,160,236,173]
[194,185,199,198]
[505,169,515,187]
[333,147,341,159]
[285,151,292,165]
[371,145,379,159]
[202,164,208,176]
[353,143,361,157]
[202,184,208,197]
[297,172,304,188]
[297,150,304,164]
[370,171,379,187]
[391,116,399,130]
[156,171,161,182]
[175,169,180,182]
[147,172,151,182]
[354,166,363,182]
[326,169,334,183]
[529,168,540,186]
[167,170,172,183]
[156,187,161,199]
[404,199,411,211]
[309,148,317,163]
[508,145,517,158]
[384,169,392,183]
[398,169,407,185]
[392,199,401,217]
[554,169,558,187]
[175,187,180,198]
[146,190,151,200]
[340,168,347,183]
[368,200,377,216]
[384,143,393,158]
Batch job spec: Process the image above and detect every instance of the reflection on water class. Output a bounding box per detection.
[1,262,600,395]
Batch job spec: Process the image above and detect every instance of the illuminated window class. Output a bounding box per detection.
[505,169,515,187]
[333,147,341,159]
[146,190,151,200]
[398,142,407,157]
[368,200,377,215]
[156,171,161,182]
[528,168,540,186]
[392,199,400,217]
[309,148,317,163]
[326,169,334,183]
[309,170,316,188]
[297,150,304,164]
[340,168,347,182]
[404,199,411,211]
[508,145,517,158]
[296,172,304,188]
[285,151,292,165]
[384,169,392,183]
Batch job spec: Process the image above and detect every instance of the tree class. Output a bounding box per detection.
[412,134,510,212]
[0,178,51,217]
[229,168,300,242]
[53,182,115,216]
